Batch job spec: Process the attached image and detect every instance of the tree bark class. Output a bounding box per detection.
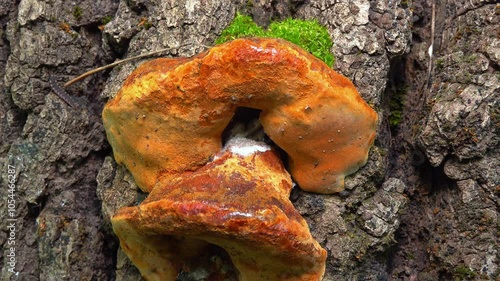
[1,0,498,280]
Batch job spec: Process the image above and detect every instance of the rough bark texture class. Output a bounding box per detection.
[387,0,499,280]
[0,0,498,281]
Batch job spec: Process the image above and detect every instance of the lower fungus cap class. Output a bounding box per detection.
[111,140,327,281]
[103,37,378,194]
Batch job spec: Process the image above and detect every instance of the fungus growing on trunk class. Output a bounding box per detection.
[103,37,377,194]
[112,138,327,281]
[104,37,378,281]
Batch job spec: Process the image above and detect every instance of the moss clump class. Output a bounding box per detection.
[101,16,113,25]
[142,20,153,30]
[216,13,265,43]
[216,13,334,67]
[454,265,476,280]
[436,58,445,70]
[73,6,83,20]
[268,18,334,67]
[388,86,406,128]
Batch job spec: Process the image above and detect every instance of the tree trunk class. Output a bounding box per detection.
[1,0,498,280]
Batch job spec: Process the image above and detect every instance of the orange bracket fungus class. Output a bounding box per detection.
[103,37,377,194]
[104,38,377,280]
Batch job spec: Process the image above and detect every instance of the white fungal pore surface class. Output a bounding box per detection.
[222,137,271,157]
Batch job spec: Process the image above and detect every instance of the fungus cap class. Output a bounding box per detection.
[103,37,377,194]
[111,140,327,281]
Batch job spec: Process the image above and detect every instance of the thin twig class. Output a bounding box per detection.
[51,42,211,107]
[63,47,172,88]
[425,0,436,90]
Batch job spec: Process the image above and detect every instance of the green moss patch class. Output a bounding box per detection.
[73,6,83,20]
[216,13,334,67]
[454,265,476,280]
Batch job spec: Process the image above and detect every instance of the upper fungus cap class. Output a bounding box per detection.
[103,37,377,194]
